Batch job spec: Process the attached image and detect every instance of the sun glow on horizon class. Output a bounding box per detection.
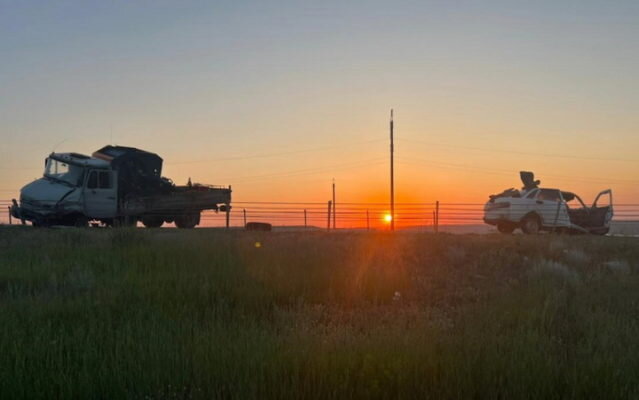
[384,214,393,223]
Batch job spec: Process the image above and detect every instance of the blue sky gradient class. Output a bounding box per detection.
[1,1,638,205]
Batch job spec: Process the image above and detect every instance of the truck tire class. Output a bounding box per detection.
[497,222,516,234]
[175,213,199,229]
[142,216,164,228]
[590,227,609,236]
[73,215,89,228]
[113,216,137,228]
[521,214,541,235]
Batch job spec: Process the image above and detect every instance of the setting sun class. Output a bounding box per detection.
[384,214,393,223]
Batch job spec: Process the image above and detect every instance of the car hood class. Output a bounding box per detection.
[20,178,76,207]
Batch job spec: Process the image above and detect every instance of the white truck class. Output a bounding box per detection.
[10,145,231,228]
[484,172,613,235]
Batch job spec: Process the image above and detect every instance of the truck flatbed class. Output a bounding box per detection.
[125,184,230,214]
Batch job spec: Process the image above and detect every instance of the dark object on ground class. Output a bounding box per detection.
[246,222,272,231]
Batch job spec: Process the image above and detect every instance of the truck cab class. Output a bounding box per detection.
[83,168,118,219]
[14,153,115,226]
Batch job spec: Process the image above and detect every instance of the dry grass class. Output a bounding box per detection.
[1,228,639,399]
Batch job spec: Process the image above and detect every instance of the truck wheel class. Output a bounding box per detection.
[590,227,609,236]
[521,214,541,235]
[113,216,137,228]
[142,216,164,228]
[175,213,199,229]
[497,222,516,234]
[74,215,89,228]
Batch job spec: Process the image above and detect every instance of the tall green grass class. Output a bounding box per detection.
[1,228,638,399]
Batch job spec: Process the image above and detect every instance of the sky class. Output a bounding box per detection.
[1,0,638,224]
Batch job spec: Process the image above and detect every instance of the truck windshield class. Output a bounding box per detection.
[44,158,84,186]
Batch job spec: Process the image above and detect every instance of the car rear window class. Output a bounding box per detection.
[524,189,539,199]
[538,189,561,202]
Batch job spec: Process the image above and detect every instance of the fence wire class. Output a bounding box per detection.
[3,199,637,231]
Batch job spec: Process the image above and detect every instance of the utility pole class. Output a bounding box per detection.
[243,208,247,227]
[327,200,332,231]
[332,179,336,229]
[8,206,12,225]
[304,209,307,229]
[390,109,395,231]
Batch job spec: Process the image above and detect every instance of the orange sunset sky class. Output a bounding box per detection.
[1,1,638,223]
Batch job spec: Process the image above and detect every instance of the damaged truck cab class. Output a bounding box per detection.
[11,146,231,228]
[14,153,114,227]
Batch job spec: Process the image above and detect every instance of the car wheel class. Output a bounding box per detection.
[497,222,516,234]
[521,214,541,235]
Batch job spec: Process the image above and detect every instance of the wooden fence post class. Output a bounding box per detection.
[366,209,370,231]
[433,211,436,233]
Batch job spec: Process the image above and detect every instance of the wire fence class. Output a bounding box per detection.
[2,199,639,232]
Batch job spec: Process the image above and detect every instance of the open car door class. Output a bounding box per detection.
[589,189,613,235]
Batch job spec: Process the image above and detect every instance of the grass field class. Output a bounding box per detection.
[1,228,639,399]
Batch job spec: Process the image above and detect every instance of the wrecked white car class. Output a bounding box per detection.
[484,172,613,235]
